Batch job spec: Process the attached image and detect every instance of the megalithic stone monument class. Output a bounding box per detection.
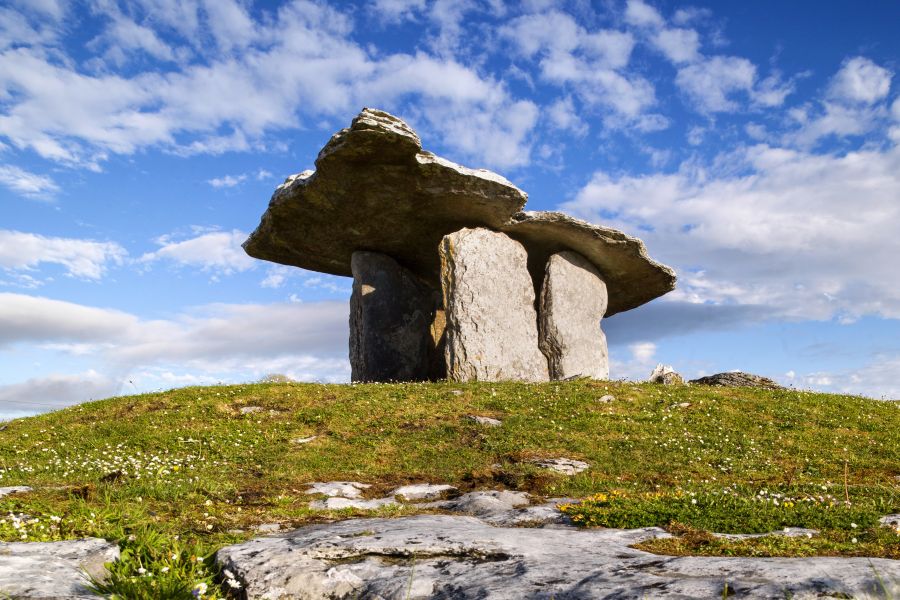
[243,108,676,382]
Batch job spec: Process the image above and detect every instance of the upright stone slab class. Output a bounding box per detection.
[440,228,549,382]
[539,251,609,380]
[350,251,439,382]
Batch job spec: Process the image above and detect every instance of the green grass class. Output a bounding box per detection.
[0,380,898,598]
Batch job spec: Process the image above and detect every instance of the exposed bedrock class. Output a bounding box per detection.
[349,251,442,382]
[539,250,609,380]
[440,228,549,382]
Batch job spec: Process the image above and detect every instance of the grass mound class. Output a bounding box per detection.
[0,380,898,598]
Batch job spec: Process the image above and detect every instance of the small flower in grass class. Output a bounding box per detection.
[160,566,169,573]
[137,567,147,575]
[851,537,858,543]
[191,582,208,597]
[850,522,857,529]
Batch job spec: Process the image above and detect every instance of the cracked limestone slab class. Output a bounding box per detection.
[216,514,900,599]
[305,482,371,499]
[530,458,590,475]
[391,484,456,502]
[0,486,31,498]
[0,537,120,599]
[309,497,397,510]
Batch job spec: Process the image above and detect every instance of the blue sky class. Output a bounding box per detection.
[2,0,900,418]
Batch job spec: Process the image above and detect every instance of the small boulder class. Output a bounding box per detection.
[530,458,590,475]
[0,486,31,498]
[391,484,457,502]
[305,482,371,499]
[649,364,683,385]
[689,371,782,389]
[467,415,502,427]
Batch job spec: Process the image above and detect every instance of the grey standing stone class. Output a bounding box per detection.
[440,228,549,382]
[350,251,441,382]
[539,251,609,380]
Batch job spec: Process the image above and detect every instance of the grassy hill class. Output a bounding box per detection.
[1,380,898,598]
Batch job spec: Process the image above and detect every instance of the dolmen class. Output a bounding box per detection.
[243,108,675,383]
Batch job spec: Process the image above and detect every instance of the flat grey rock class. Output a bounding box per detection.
[530,457,590,475]
[309,497,397,510]
[0,485,32,498]
[391,484,456,502]
[880,514,900,528]
[597,394,615,403]
[240,406,263,414]
[305,481,371,499]
[714,527,818,540]
[255,523,281,533]
[690,371,783,389]
[243,109,675,315]
[539,250,609,380]
[349,251,441,382]
[291,436,317,444]
[501,210,675,316]
[0,537,119,599]
[467,415,502,427]
[216,514,900,599]
[244,109,528,290]
[429,490,532,517]
[441,228,549,382]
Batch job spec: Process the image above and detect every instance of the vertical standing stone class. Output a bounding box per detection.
[440,228,549,382]
[539,251,609,380]
[350,251,438,382]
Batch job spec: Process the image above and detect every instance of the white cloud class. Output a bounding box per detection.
[0,164,59,198]
[0,370,121,418]
[675,55,756,113]
[652,28,699,64]
[0,292,351,413]
[564,143,900,323]
[802,354,900,400]
[140,229,256,275]
[371,0,427,23]
[630,341,656,362]
[0,230,126,281]
[829,57,893,104]
[0,293,138,346]
[546,96,587,136]
[207,173,247,188]
[624,0,664,28]
[0,1,537,170]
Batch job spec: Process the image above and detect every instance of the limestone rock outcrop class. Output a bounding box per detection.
[440,228,549,382]
[216,514,900,599]
[349,251,440,382]
[0,537,120,599]
[690,371,783,389]
[539,250,609,380]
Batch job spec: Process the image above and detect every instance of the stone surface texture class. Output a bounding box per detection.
[539,251,609,380]
[530,457,590,475]
[391,484,456,502]
[0,485,31,498]
[440,228,549,382]
[305,482,371,498]
[216,514,900,599]
[649,364,684,385]
[467,415,502,427]
[349,251,440,382]
[690,371,783,389]
[0,537,119,599]
[244,108,675,316]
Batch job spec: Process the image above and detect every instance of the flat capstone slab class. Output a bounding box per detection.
[216,514,900,599]
[244,108,675,316]
[0,537,120,599]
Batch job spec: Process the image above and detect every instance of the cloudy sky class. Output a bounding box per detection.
[2,0,899,418]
